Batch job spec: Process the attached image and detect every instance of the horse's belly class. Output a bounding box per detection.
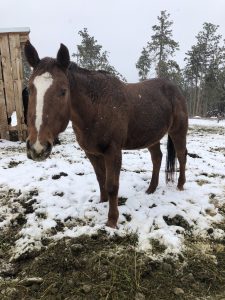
[124,126,168,150]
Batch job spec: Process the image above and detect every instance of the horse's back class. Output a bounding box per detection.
[126,78,185,106]
[126,78,188,121]
[123,78,188,149]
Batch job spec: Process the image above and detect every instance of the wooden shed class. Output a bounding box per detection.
[0,27,30,141]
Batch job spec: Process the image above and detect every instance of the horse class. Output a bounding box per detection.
[7,87,29,126]
[24,41,188,228]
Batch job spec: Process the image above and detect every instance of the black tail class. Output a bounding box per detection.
[165,135,176,183]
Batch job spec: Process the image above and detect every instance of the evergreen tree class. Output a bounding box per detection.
[136,10,180,82]
[136,47,151,81]
[184,23,225,116]
[73,28,126,81]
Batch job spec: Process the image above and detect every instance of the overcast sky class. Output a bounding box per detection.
[1,0,225,82]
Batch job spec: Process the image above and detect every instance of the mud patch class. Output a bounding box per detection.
[163,214,191,231]
[210,146,225,155]
[196,179,210,186]
[52,172,68,180]
[188,126,225,135]
[7,160,23,168]
[118,197,128,206]
[1,231,225,299]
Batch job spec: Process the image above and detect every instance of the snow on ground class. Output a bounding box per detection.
[0,118,225,259]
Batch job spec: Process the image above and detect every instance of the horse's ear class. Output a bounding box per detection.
[57,43,70,71]
[24,40,40,68]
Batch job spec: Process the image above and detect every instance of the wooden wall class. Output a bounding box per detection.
[0,29,30,141]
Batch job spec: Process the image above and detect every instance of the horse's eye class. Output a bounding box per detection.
[60,89,66,97]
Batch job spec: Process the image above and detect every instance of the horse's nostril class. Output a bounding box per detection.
[46,142,52,152]
[26,140,31,150]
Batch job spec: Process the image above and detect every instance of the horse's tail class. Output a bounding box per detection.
[165,135,176,183]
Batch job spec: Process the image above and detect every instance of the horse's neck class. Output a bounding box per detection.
[68,72,96,129]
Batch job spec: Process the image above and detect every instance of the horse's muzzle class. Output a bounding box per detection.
[26,140,52,161]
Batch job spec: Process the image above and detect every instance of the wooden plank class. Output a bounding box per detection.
[0,50,2,81]
[20,34,30,44]
[0,52,9,139]
[9,33,27,141]
[0,34,15,116]
[9,124,27,131]
[9,34,23,79]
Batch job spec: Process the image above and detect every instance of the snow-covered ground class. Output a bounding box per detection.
[0,118,225,259]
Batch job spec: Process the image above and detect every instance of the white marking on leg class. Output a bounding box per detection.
[33,72,53,153]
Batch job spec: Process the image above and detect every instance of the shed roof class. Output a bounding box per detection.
[0,27,30,34]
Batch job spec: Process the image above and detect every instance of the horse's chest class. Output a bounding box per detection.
[72,125,106,154]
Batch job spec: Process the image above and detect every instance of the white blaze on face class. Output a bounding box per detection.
[33,72,53,153]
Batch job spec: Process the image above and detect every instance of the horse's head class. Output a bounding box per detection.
[24,41,70,161]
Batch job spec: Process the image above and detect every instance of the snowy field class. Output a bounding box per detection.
[0,118,225,259]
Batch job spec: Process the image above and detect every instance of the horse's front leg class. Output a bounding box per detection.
[104,146,122,228]
[85,152,108,202]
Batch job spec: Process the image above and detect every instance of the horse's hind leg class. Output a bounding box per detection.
[169,132,187,191]
[85,152,108,202]
[146,142,162,194]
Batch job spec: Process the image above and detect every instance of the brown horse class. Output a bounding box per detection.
[24,41,188,228]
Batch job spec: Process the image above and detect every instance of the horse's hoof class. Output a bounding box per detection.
[53,137,61,145]
[100,198,108,203]
[177,186,184,191]
[106,220,117,228]
[146,187,156,194]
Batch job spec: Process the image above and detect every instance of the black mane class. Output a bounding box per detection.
[67,62,124,103]
[68,62,117,78]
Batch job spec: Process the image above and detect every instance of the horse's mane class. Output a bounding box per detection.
[68,62,117,79]
[68,62,125,103]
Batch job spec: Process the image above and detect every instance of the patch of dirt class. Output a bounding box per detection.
[163,214,191,231]
[210,146,225,156]
[1,231,225,299]
[0,188,22,204]
[188,126,225,136]
[52,172,68,180]
[187,153,202,159]
[118,197,128,206]
[196,179,210,186]
[201,172,225,180]
[0,145,26,155]
[7,160,23,168]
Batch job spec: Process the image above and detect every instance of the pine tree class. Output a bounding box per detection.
[184,23,225,116]
[136,11,180,82]
[136,47,151,81]
[73,28,126,81]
